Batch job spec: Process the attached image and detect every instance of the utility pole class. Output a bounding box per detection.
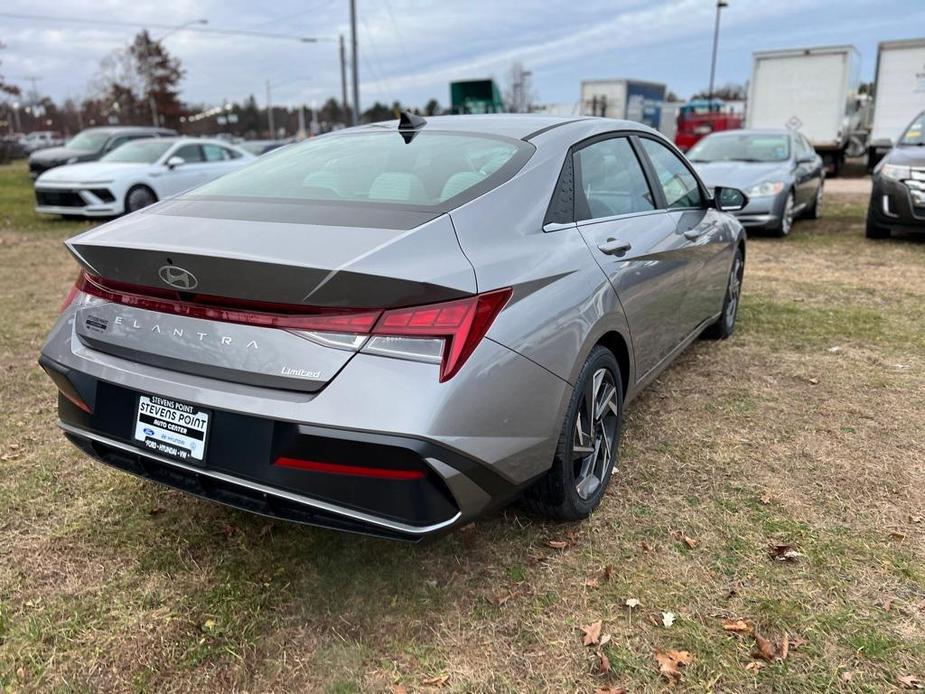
[350,0,359,126]
[339,34,349,123]
[707,0,728,105]
[266,79,275,138]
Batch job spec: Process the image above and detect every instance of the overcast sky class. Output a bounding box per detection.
[2,0,924,112]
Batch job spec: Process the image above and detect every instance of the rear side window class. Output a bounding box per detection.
[574,137,655,221]
[640,138,703,209]
[186,131,532,208]
[203,144,231,162]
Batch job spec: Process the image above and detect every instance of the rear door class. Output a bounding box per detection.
[637,136,729,334]
[572,134,692,378]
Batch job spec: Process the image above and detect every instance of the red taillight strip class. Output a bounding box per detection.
[274,456,425,480]
[75,272,382,332]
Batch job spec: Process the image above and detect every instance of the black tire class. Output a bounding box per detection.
[702,246,744,340]
[521,346,623,521]
[804,181,823,219]
[865,210,890,239]
[125,185,157,214]
[774,191,795,237]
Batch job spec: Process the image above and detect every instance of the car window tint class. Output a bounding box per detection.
[174,144,205,163]
[203,144,230,162]
[574,137,654,221]
[640,138,703,209]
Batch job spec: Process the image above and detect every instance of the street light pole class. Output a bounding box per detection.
[266,79,275,138]
[707,0,728,105]
[350,0,359,126]
[339,34,349,123]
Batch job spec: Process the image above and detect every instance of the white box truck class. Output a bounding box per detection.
[746,45,862,175]
[868,37,925,168]
[580,79,667,130]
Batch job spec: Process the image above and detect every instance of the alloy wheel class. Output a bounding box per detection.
[781,193,794,235]
[725,254,744,328]
[573,368,620,500]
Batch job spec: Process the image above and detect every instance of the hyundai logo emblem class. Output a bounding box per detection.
[158,265,198,290]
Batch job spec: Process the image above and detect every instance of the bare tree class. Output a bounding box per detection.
[503,62,535,113]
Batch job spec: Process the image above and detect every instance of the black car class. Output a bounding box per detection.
[866,111,925,239]
[28,126,176,179]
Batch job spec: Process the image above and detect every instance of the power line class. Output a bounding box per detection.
[0,11,333,43]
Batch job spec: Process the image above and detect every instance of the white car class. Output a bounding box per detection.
[34,138,255,218]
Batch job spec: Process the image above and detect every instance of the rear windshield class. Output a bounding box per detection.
[185,130,532,208]
[688,133,790,163]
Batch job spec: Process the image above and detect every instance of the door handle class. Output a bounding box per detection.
[683,229,703,240]
[598,238,632,256]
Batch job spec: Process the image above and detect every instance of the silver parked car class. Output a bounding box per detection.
[688,129,824,236]
[40,114,747,540]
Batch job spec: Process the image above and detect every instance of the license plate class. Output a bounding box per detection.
[133,394,210,463]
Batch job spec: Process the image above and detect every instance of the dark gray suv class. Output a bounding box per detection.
[28,126,176,178]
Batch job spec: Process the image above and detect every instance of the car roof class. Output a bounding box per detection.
[81,126,175,135]
[358,114,664,145]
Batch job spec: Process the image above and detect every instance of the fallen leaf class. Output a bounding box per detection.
[898,675,924,690]
[655,649,693,682]
[752,631,777,661]
[662,611,676,628]
[595,688,626,694]
[202,619,216,632]
[789,635,808,649]
[581,620,603,646]
[760,494,772,505]
[220,524,236,538]
[599,633,612,647]
[391,686,409,694]
[890,531,907,541]
[722,618,753,635]
[911,515,924,524]
[602,564,614,581]
[841,671,854,683]
[594,648,611,674]
[585,577,600,589]
[827,346,842,353]
[149,506,166,515]
[640,541,653,552]
[769,544,804,562]
[745,661,764,673]
[808,377,819,385]
[421,673,449,687]
[546,539,569,550]
[883,597,894,611]
[752,630,789,662]
[671,529,698,548]
[625,598,640,609]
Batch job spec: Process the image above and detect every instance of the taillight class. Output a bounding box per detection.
[71,270,511,381]
[60,281,80,312]
[369,288,512,381]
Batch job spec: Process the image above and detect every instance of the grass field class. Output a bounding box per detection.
[1,161,924,692]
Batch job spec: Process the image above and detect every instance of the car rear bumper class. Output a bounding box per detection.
[39,304,570,539]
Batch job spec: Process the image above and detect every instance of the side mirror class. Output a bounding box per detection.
[166,156,185,169]
[713,186,748,212]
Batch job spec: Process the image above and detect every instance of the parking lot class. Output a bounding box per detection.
[0,159,922,690]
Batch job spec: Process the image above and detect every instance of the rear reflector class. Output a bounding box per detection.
[274,456,425,480]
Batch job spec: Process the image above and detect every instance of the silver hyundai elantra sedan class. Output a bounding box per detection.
[39,114,748,540]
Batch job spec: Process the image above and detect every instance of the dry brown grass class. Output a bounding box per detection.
[1,188,924,693]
